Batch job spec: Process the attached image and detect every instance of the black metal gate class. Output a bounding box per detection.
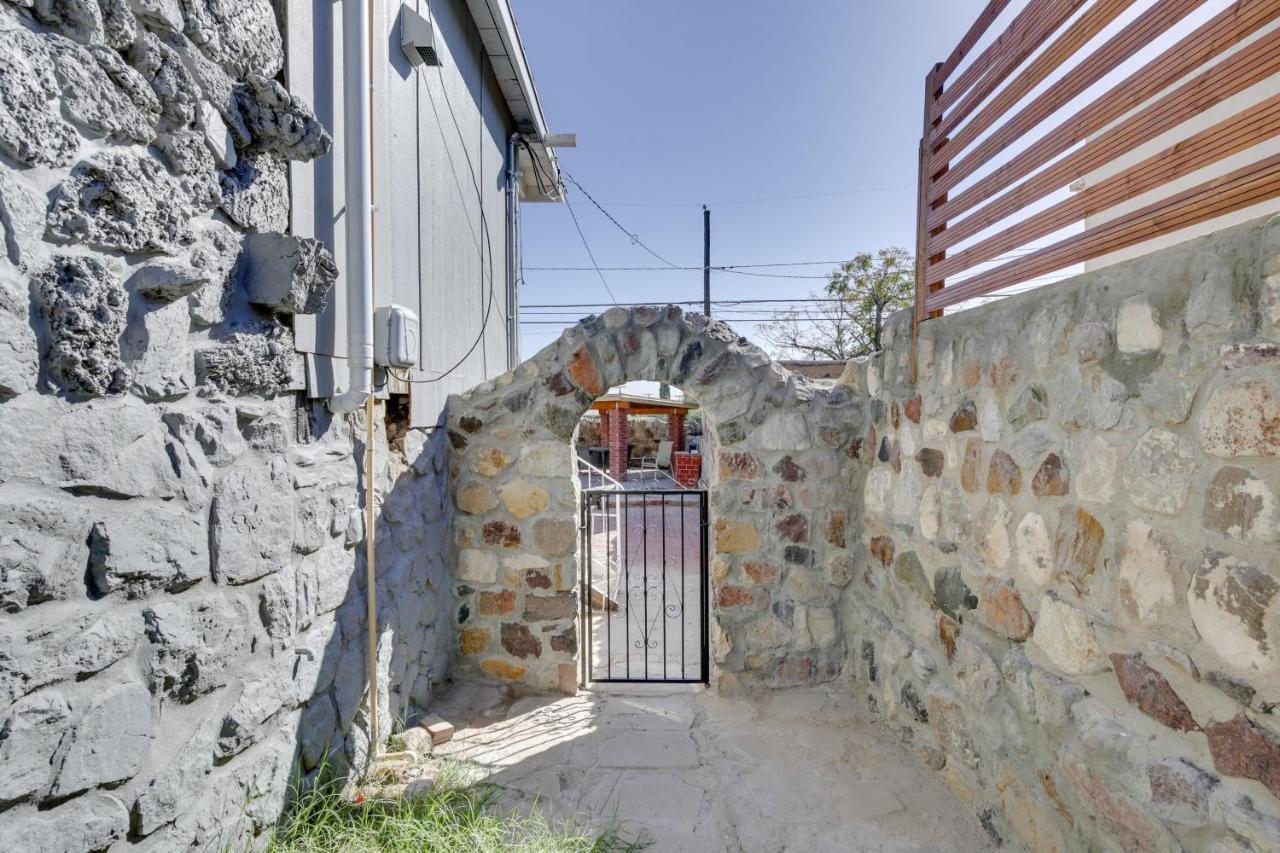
[579,488,709,684]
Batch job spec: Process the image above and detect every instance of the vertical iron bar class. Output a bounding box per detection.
[700,490,710,684]
[588,494,595,684]
[588,491,593,686]
[624,492,630,679]
[605,492,611,681]
[642,493,649,680]
[580,493,588,687]
[681,491,686,678]
[662,492,668,680]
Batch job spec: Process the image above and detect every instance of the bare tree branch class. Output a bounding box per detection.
[758,247,914,361]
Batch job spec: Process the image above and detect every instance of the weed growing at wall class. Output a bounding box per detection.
[268,761,643,852]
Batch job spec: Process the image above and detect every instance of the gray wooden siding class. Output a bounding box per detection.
[287,0,514,428]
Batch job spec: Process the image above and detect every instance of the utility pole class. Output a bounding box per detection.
[702,205,711,317]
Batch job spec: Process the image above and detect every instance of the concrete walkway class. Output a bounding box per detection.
[427,683,1000,852]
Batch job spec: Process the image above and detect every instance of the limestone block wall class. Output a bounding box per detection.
[847,216,1280,851]
[445,306,867,693]
[0,2,450,849]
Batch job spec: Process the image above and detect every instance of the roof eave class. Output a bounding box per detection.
[466,0,563,202]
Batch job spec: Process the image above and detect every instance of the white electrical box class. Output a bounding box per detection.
[374,304,420,369]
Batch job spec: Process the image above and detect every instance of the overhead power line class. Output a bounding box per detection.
[561,171,682,268]
[524,248,1043,275]
[526,260,852,271]
[590,185,916,207]
[523,297,848,309]
[563,190,619,305]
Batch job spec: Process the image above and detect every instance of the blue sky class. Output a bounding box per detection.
[511,0,992,356]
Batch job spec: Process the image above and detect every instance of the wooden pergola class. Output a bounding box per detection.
[586,394,698,480]
[588,393,699,417]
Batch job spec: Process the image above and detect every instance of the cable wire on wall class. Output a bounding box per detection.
[402,54,497,384]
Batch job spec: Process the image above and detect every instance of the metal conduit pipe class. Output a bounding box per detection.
[505,133,521,370]
[333,0,380,759]
[332,0,375,416]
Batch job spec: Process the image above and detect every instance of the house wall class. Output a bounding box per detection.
[288,0,516,428]
[851,215,1280,850]
[0,2,450,849]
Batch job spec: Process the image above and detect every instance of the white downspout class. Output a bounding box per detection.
[332,0,375,414]
[333,0,380,762]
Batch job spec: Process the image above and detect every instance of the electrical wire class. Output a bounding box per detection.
[580,185,917,207]
[527,260,852,271]
[517,137,558,199]
[396,54,497,385]
[512,141,621,305]
[522,249,1044,275]
[560,171,681,268]
[523,298,850,309]
[564,190,619,305]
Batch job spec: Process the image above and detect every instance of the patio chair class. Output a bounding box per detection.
[637,440,674,479]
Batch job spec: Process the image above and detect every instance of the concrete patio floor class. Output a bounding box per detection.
[426,682,1001,852]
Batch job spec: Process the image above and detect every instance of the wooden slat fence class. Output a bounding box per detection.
[913,0,1280,362]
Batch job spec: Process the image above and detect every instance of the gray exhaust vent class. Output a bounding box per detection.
[400,5,441,68]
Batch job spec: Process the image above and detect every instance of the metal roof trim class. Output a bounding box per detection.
[466,0,563,201]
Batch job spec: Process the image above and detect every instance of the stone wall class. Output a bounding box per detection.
[0,2,449,849]
[444,217,1280,849]
[847,216,1280,850]
[445,306,865,692]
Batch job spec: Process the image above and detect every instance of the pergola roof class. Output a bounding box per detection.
[587,393,698,417]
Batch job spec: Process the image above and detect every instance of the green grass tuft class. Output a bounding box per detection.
[266,761,645,853]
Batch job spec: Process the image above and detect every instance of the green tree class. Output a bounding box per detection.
[758,247,915,360]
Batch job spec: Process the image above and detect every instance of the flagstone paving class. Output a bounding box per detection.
[427,683,1001,852]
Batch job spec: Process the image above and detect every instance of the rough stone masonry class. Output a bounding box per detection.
[0,2,452,850]
[2,0,1279,848]
[445,305,865,693]
[842,216,1280,851]
[447,217,1280,851]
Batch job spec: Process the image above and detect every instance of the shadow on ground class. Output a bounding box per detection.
[424,683,1003,853]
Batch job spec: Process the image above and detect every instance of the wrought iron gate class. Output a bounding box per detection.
[580,488,709,684]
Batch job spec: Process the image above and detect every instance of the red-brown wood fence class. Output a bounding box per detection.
[913,0,1280,372]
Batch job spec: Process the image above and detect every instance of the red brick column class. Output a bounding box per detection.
[606,408,628,481]
[673,452,702,487]
[667,411,686,452]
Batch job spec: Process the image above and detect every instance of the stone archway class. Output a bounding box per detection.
[445,306,866,693]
